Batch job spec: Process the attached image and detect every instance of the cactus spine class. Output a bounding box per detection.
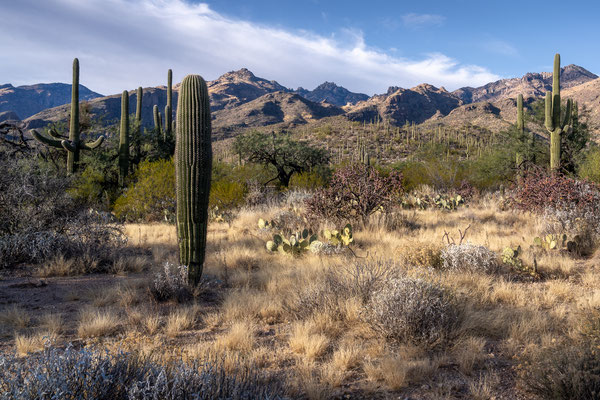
[545,53,572,171]
[31,58,104,173]
[119,91,129,186]
[175,75,212,286]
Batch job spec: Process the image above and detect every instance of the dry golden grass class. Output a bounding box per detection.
[165,305,198,337]
[8,198,594,398]
[38,312,63,335]
[0,305,30,331]
[15,331,57,356]
[289,320,330,361]
[214,321,256,352]
[77,309,120,338]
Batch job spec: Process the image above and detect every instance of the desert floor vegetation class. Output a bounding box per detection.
[2,194,599,399]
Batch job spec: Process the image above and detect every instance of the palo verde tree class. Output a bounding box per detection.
[233,131,329,187]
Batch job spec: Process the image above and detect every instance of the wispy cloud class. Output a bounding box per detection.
[485,40,518,56]
[0,0,497,95]
[401,13,446,28]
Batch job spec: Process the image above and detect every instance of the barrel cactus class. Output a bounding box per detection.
[31,58,104,173]
[175,75,212,286]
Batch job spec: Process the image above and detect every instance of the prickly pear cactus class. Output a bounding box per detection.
[323,224,353,246]
[266,229,318,256]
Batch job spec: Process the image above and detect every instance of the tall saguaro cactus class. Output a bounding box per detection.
[515,94,524,167]
[175,74,212,286]
[166,69,173,136]
[31,58,104,173]
[119,91,129,186]
[134,86,143,167]
[545,53,572,171]
[153,105,163,137]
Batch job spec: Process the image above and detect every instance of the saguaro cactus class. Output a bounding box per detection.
[515,94,524,167]
[133,86,143,166]
[166,69,173,136]
[175,74,212,286]
[119,90,129,186]
[31,58,103,173]
[153,105,163,136]
[545,53,572,171]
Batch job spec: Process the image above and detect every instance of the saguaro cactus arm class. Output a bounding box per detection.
[31,129,63,148]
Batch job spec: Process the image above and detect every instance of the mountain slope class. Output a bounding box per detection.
[208,68,290,111]
[346,84,462,125]
[294,82,368,106]
[212,91,344,129]
[452,65,597,104]
[0,83,103,120]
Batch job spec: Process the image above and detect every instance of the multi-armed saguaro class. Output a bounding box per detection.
[175,74,212,286]
[31,58,104,173]
[119,90,129,186]
[545,53,572,171]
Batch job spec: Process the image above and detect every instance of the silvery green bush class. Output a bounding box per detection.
[441,244,499,273]
[365,277,459,345]
[0,344,284,400]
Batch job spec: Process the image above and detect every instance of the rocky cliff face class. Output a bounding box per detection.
[294,82,368,106]
[452,65,597,104]
[345,84,462,125]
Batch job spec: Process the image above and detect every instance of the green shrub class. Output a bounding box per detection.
[209,177,247,210]
[579,147,600,184]
[113,159,175,222]
[288,170,328,190]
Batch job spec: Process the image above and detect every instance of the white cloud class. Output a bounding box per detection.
[401,13,446,28]
[0,0,499,95]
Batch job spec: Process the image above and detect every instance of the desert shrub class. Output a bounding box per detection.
[0,158,124,268]
[511,167,600,254]
[440,244,499,273]
[113,159,176,222]
[271,209,307,235]
[306,163,403,227]
[402,243,443,269]
[151,262,191,302]
[579,146,600,184]
[365,277,459,345]
[0,344,283,400]
[209,177,247,211]
[510,167,600,213]
[288,169,328,190]
[288,259,397,319]
[518,341,600,400]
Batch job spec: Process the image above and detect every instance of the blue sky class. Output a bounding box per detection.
[1,0,599,95]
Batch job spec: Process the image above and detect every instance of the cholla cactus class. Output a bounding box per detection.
[266,229,318,256]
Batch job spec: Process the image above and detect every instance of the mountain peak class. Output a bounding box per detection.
[221,68,257,81]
